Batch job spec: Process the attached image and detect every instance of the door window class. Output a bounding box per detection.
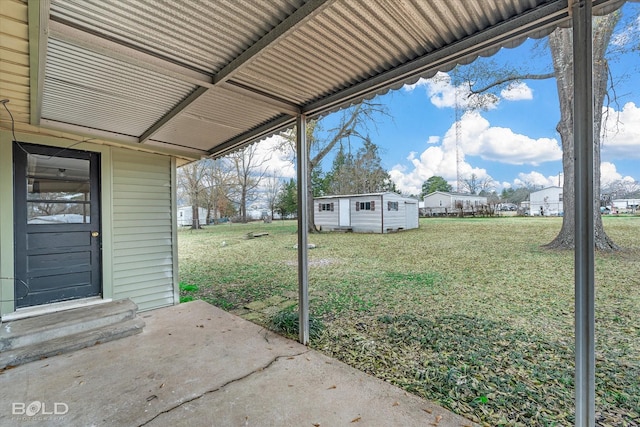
[26,154,91,224]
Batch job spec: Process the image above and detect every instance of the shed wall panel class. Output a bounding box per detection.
[112,149,175,310]
[350,195,382,233]
[314,199,340,229]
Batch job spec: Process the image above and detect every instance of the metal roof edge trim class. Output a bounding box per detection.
[301,0,572,118]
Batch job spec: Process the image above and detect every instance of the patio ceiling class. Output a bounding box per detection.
[0,0,627,160]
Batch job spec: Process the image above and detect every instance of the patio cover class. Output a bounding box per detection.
[0,0,624,159]
[0,1,634,426]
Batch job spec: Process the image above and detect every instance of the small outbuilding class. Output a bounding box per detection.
[314,193,419,233]
[177,206,208,227]
[529,186,563,216]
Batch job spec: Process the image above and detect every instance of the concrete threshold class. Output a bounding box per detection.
[0,300,477,427]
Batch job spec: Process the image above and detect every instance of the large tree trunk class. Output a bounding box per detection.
[544,14,620,251]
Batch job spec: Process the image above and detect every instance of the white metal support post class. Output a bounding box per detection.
[572,1,595,426]
[296,114,310,345]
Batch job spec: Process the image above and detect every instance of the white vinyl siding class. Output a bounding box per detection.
[315,193,418,233]
[112,150,175,311]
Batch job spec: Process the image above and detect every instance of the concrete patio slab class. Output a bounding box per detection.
[0,300,476,427]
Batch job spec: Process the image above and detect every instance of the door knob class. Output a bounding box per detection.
[91,231,100,237]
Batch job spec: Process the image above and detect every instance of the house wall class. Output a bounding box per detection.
[111,149,177,311]
[0,131,178,316]
[530,187,563,216]
[423,192,452,209]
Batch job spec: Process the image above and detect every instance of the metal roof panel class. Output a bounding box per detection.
[42,38,197,136]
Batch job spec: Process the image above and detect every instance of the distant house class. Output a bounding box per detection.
[177,206,207,226]
[421,191,488,215]
[611,198,640,214]
[314,192,419,233]
[529,186,563,216]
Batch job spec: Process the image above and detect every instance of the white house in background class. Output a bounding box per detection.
[314,192,419,233]
[421,191,488,215]
[529,186,563,216]
[177,206,208,226]
[612,199,640,213]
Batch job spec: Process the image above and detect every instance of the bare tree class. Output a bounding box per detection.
[202,158,235,224]
[177,161,208,229]
[264,173,283,220]
[280,100,389,231]
[228,145,270,223]
[460,173,495,195]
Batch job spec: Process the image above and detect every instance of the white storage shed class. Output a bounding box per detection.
[314,193,419,233]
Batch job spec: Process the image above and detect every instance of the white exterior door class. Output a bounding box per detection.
[339,199,350,226]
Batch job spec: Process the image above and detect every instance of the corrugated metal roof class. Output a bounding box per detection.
[49,0,305,75]
[42,37,197,137]
[0,0,632,159]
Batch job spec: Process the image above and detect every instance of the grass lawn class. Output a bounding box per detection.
[178,216,640,426]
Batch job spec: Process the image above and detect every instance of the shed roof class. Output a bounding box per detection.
[0,0,629,161]
[315,192,417,200]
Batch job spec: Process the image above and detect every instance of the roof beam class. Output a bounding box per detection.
[138,86,209,143]
[213,0,333,85]
[207,115,296,158]
[49,18,304,141]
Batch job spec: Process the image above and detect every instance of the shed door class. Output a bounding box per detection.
[405,202,418,229]
[13,143,102,309]
[339,199,350,226]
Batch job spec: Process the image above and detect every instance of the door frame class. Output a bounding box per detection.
[13,142,102,308]
[0,133,115,318]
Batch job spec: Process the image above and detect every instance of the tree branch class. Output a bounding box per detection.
[470,72,555,95]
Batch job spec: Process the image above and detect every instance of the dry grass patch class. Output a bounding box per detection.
[178,216,640,426]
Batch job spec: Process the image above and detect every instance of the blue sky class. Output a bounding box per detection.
[258,3,640,196]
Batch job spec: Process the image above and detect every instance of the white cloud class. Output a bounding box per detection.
[253,135,296,179]
[390,111,563,194]
[601,102,640,159]
[444,111,561,165]
[513,171,559,188]
[427,135,440,144]
[600,161,637,188]
[501,82,533,101]
[404,72,534,109]
[404,72,498,110]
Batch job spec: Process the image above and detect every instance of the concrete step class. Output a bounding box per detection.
[0,299,139,352]
[0,317,145,369]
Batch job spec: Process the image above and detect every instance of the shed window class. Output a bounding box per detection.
[319,202,334,211]
[356,201,375,211]
[388,201,398,211]
[559,193,563,201]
